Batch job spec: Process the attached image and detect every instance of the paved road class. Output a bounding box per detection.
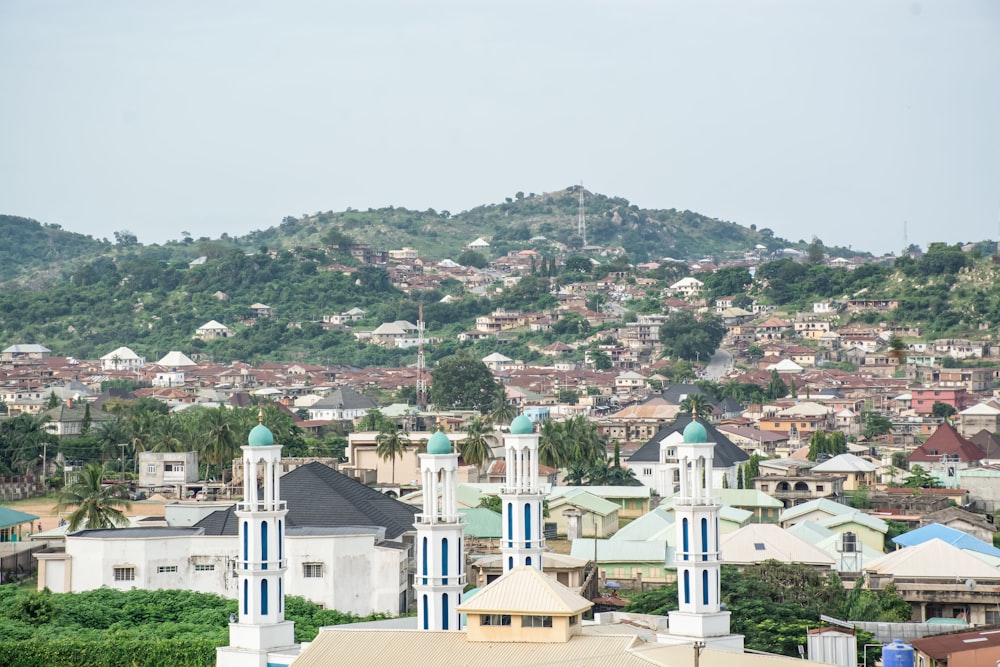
[704,347,733,381]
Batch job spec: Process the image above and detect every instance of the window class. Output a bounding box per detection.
[303,563,324,578]
[986,610,1000,625]
[753,542,766,551]
[481,614,511,626]
[195,564,215,572]
[760,484,768,491]
[643,468,653,476]
[164,463,184,472]
[569,615,578,626]
[816,485,825,492]
[157,565,178,574]
[114,567,136,581]
[147,464,156,474]
[522,615,553,628]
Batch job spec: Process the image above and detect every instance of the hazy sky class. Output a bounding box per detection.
[1,1,998,255]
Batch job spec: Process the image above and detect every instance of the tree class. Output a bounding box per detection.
[765,370,788,400]
[887,336,907,365]
[806,237,825,265]
[375,425,410,484]
[56,463,131,530]
[679,394,713,420]
[429,353,500,412]
[458,418,496,479]
[356,408,395,432]
[899,463,942,489]
[736,465,745,489]
[199,407,237,482]
[931,402,957,420]
[487,390,517,427]
[456,250,488,269]
[658,312,725,362]
[862,411,893,439]
[588,348,612,370]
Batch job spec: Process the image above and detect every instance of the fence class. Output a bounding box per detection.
[0,544,44,582]
[0,475,40,501]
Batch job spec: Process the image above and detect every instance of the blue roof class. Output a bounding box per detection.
[892,522,1000,558]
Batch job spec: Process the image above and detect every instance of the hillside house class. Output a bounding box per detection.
[195,320,233,340]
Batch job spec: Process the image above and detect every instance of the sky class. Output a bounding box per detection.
[1,0,998,256]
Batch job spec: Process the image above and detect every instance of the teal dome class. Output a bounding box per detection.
[427,430,452,455]
[510,415,534,435]
[248,423,275,447]
[682,421,708,444]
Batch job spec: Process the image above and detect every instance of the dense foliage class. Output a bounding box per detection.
[624,561,909,658]
[0,587,381,667]
[0,215,109,284]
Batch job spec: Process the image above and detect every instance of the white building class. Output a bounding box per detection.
[37,462,419,618]
[100,346,146,371]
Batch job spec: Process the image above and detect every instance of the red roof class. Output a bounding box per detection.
[908,422,984,463]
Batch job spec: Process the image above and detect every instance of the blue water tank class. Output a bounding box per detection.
[882,639,914,667]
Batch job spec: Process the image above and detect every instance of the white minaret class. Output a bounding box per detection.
[667,419,733,642]
[414,428,466,631]
[217,412,296,667]
[500,415,545,572]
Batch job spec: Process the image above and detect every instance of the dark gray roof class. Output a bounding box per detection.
[660,383,716,406]
[195,462,419,539]
[627,414,750,468]
[311,386,377,411]
[72,527,203,538]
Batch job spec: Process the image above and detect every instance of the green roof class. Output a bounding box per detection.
[0,506,39,530]
[458,508,502,538]
[549,490,619,516]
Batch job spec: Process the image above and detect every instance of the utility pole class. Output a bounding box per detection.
[416,303,427,411]
[119,443,128,485]
[40,441,48,488]
[693,641,705,667]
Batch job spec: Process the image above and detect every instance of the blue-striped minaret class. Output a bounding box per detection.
[218,413,295,667]
[414,428,466,631]
[500,415,545,573]
[668,419,731,640]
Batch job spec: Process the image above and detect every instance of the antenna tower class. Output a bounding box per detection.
[902,220,908,255]
[577,182,586,246]
[416,303,427,410]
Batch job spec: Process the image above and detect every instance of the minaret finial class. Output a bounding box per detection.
[258,403,264,425]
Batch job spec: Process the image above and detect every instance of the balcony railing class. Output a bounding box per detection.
[236,501,288,512]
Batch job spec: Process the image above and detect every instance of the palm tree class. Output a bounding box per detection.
[538,419,567,469]
[56,463,131,531]
[458,418,496,481]
[9,413,52,474]
[375,424,411,484]
[487,390,517,427]
[679,394,713,420]
[200,407,238,482]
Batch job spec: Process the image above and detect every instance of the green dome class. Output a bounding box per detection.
[427,430,452,455]
[682,421,708,444]
[510,415,534,435]
[248,423,275,447]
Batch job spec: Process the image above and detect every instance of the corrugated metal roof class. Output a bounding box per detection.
[458,507,502,538]
[457,566,592,615]
[720,523,835,566]
[864,538,1000,578]
[570,539,671,563]
[549,490,620,516]
[893,523,1000,558]
[293,629,654,667]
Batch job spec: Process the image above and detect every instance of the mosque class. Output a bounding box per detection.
[217,415,833,667]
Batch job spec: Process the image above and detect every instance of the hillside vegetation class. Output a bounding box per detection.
[0,234,995,367]
[249,186,855,263]
[1,186,861,286]
[0,216,110,284]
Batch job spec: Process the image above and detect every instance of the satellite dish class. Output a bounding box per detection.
[966,579,977,591]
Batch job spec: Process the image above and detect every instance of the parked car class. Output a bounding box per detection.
[128,491,147,501]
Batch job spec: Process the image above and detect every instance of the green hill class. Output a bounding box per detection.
[244,186,855,263]
[0,215,110,284]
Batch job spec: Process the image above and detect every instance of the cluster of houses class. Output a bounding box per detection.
[5,240,1000,663]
